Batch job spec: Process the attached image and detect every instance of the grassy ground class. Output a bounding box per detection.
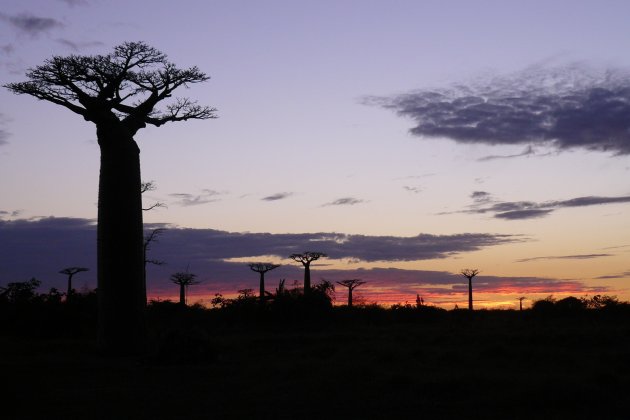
[3,309,630,419]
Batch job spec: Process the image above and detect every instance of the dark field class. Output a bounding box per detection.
[3,303,630,420]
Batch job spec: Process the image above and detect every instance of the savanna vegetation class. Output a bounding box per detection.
[2,278,629,419]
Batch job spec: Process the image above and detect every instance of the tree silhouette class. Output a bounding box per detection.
[141,180,166,211]
[336,279,366,307]
[289,252,327,294]
[58,267,89,302]
[517,296,527,311]
[170,271,200,306]
[144,228,166,303]
[5,42,216,352]
[461,269,480,311]
[248,263,280,302]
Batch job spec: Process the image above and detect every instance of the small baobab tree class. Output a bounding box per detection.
[517,296,527,311]
[59,267,89,301]
[170,271,200,306]
[336,279,366,307]
[144,228,166,303]
[289,252,327,294]
[5,41,216,352]
[461,269,480,311]
[248,263,280,302]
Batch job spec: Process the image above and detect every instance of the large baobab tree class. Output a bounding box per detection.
[336,279,366,307]
[289,252,327,294]
[248,263,280,302]
[461,269,480,311]
[5,42,216,352]
[170,271,200,306]
[58,267,89,301]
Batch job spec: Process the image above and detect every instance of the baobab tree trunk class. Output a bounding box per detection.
[348,288,353,307]
[259,271,265,302]
[304,263,311,294]
[96,124,146,353]
[468,277,473,311]
[66,274,74,301]
[179,284,186,305]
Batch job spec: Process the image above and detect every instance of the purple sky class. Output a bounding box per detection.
[1,0,629,307]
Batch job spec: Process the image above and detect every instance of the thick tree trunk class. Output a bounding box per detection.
[259,272,265,302]
[96,123,146,353]
[468,278,473,311]
[348,288,353,307]
[304,263,311,294]
[66,274,73,301]
[179,284,186,306]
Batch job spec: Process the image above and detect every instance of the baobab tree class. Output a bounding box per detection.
[336,279,366,307]
[517,296,527,311]
[5,42,216,352]
[170,271,200,306]
[461,269,480,311]
[248,263,280,302]
[58,267,89,301]
[289,252,327,294]
[144,227,166,303]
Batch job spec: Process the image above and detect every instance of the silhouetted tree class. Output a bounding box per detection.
[416,294,424,307]
[0,278,41,303]
[5,42,216,352]
[461,269,479,311]
[336,279,366,307]
[517,296,526,311]
[144,227,166,304]
[289,252,327,294]
[170,271,200,306]
[59,267,89,301]
[141,180,166,211]
[248,263,280,302]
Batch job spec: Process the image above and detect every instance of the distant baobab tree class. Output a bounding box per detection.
[289,252,327,294]
[517,296,527,311]
[336,279,366,307]
[59,267,89,301]
[170,271,200,306]
[461,269,480,311]
[248,263,280,302]
[5,42,216,352]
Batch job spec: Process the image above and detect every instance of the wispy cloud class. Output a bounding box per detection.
[517,254,613,263]
[403,186,422,194]
[55,0,88,6]
[477,145,555,161]
[324,197,365,206]
[594,270,630,279]
[465,194,630,220]
[261,192,293,201]
[56,38,104,51]
[169,189,223,207]
[0,13,64,37]
[368,63,630,155]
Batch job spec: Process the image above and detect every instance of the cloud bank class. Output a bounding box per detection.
[368,64,630,155]
[0,217,608,304]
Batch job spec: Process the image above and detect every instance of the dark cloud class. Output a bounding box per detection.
[169,190,222,206]
[517,254,613,263]
[261,192,293,201]
[470,191,491,203]
[368,64,630,155]
[467,194,630,220]
[324,197,365,206]
[56,38,104,51]
[2,217,611,304]
[0,13,64,37]
[0,217,521,294]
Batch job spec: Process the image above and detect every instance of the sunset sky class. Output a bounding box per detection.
[1,0,629,308]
